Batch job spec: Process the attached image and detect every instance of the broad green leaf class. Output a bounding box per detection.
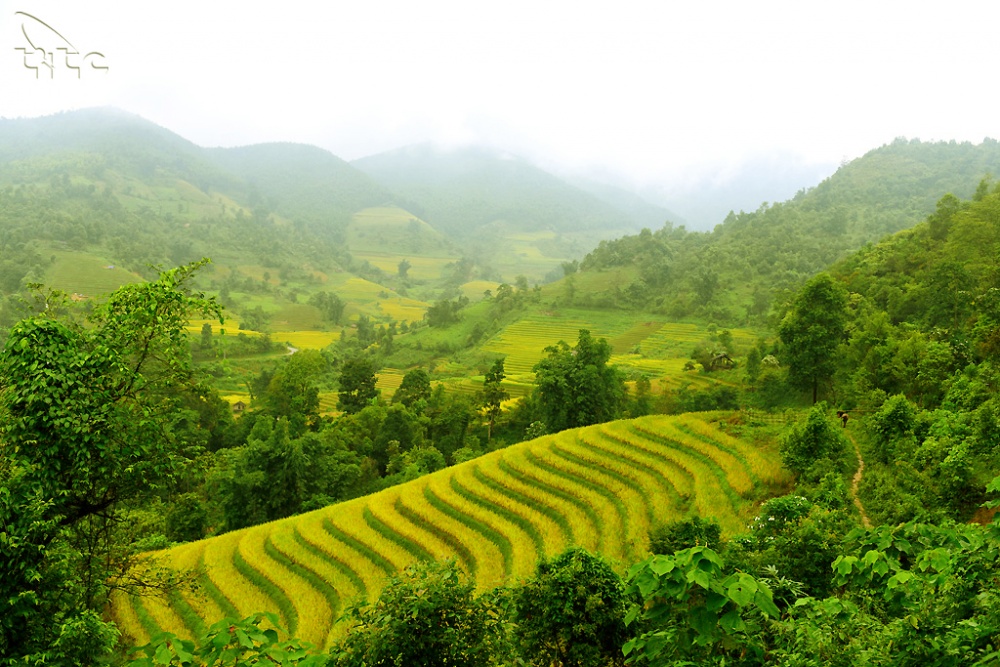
[754,589,781,618]
[726,574,758,607]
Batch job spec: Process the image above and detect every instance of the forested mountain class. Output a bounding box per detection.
[575,138,1000,325]
[205,143,389,227]
[352,143,653,238]
[565,173,684,229]
[639,152,837,230]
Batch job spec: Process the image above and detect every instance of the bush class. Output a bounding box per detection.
[333,559,497,667]
[780,404,850,479]
[165,493,208,543]
[512,548,629,667]
[649,516,723,555]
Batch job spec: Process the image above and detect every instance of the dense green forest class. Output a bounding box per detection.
[4,111,1000,666]
[576,138,1000,325]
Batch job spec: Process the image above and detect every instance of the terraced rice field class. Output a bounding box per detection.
[43,250,142,298]
[317,392,339,414]
[352,253,456,282]
[480,315,618,377]
[639,323,757,357]
[347,207,455,258]
[481,315,757,384]
[111,413,788,651]
[277,330,342,350]
[375,369,406,398]
[374,296,428,323]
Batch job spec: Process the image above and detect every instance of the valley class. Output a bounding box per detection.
[4,109,1000,666]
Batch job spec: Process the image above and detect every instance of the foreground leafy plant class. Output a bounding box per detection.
[623,546,780,665]
[127,612,323,666]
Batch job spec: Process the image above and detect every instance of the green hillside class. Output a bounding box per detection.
[205,142,389,227]
[110,413,789,650]
[571,138,1000,325]
[352,144,653,281]
[0,111,449,365]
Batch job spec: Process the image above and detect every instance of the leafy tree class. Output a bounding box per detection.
[374,403,422,469]
[219,417,363,529]
[338,356,379,415]
[744,347,762,385]
[532,329,625,433]
[239,305,270,332]
[424,387,474,462]
[333,559,498,667]
[693,267,719,304]
[263,349,327,430]
[779,403,851,479]
[628,375,654,417]
[425,296,468,328]
[779,273,848,403]
[741,494,854,598]
[199,321,213,350]
[308,291,346,325]
[0,262,219,664]
[480,358,508,441]
[513,548,630,667]
[869,393,918,464]
[623,547,780,666]
[165,493,208,543]
[392,368,431,409]
[397,258,411,278]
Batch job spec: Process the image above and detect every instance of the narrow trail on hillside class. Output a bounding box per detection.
[846,430,872,528]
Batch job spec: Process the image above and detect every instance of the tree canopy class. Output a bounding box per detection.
[779,273,848,403]
[0,261,219,664]
[532,329,625,433]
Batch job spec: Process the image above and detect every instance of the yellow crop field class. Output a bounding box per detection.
[376,296,427,323]
[480,316,616,378]
[480,315,757,390]
[110,413,785,650]
[352,252,456,282]
[185,319,261,336]
[375,369,405,398]
[318,392,339,414]
[460,280,503,300]
[348,207,457,257]
[278,330,342,350]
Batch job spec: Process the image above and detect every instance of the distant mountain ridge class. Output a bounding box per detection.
[351,143,655,239]
[205,143,389,227]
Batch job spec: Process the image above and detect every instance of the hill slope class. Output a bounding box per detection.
[570,138,1000,325]
[111,413,789,650]
[205,142,389,227]
[352,144,656,280]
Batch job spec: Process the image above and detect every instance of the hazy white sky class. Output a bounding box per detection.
[1,0,998,188]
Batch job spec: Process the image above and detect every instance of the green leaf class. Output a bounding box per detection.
[754,589,781,618]
[834,555,858,575]
[726,573,758,607]
[886,571,915,590]
[235,628,254,649]
[720,608,745,634]
[689,606,717,643]
[153,642,174,665]
[650,556,676,576]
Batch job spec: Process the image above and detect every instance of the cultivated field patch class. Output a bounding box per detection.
[111,413,785,649]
